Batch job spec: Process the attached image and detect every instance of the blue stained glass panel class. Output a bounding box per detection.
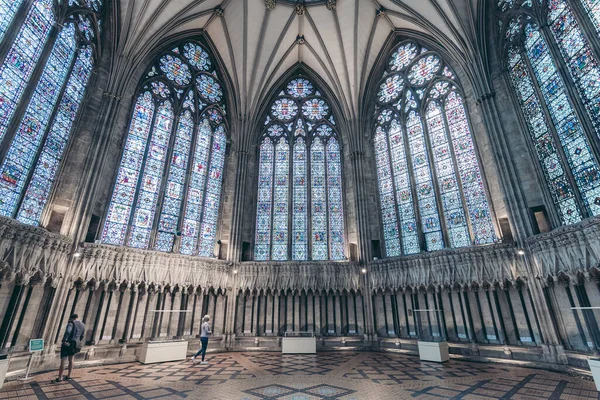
[426,102,471,247]
[101,92,155,245]
[292,138,308,260]
[0,0,24,43]
[387,120,420,254]
[155,110,194,252]
[546,0,600,140]
[311,138,328,260]
[525,26,600,217]
[580,0,600,35]
[327,138,344,260]
[443,93,497,244]
[0,23,77,218]
[198,126,226,257]
[180,119,212,255]
[17,46,93,225]
[0,0,54,143]
[375,127,402,257]
[272,138,289,261]
[254,138,275,261]
[406,111,444,251]
[127,102,174,249]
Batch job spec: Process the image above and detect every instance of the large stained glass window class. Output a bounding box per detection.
[101,41,228,257]
[374,40,497,257]
[498,1,600,224]
[254,77,346,261]
[0,0,102,224]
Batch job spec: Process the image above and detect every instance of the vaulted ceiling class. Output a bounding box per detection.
[115,0,485,120]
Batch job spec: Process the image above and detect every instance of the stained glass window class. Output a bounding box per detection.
[0,1,101,224]
[0,0,24,43]
[254,77,346,261]
[374,40,497,258]
[498,1,600,224]
[101,41,228,256]
[292,138,308,260]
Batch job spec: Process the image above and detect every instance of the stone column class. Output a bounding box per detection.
[167,290,182,338]
[252,291,260,335]
[313,292,321,335]
[214,291,227,336]
[355,293,364,335]
[99,286,119,344]
[130,287,148,341]
[113,285,134,343]
[193,289,206,337]
[294,292,301,332]
[384,292,395,336]
[334,292,342,335]
[307,292,315,333]
[286,291,294,333]
[265,292,274,335]
[273,291,281,336]
[243,291,253,334]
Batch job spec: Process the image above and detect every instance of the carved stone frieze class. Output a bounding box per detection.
[526,215,600,282]
[0,216,73,285]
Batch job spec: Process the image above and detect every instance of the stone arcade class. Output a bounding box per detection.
[0,0,600,397]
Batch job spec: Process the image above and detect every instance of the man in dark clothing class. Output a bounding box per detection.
[51,314,85,383]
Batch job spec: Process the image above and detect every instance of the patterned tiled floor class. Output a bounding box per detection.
[0,352,597,399]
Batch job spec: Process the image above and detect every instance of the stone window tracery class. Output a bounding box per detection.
[254,77,345,261]
[374,41,497,258]
[0,0,102,225]
[101,41,227,257]
[498,0,600,224]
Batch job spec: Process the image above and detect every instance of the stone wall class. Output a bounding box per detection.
[1,216,599,373]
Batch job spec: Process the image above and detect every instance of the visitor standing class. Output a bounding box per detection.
[191,315,211,364]
[51,314,85,383]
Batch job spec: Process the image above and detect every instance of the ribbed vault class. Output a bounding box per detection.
[114,0,485,125]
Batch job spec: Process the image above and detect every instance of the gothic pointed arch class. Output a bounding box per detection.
[370,38,498,257]
[253,70,346,261]
[497,0,600,226]
[0,0,103,225]
[100,39,228,257]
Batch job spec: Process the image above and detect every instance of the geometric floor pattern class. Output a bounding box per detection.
[0,351,598,399]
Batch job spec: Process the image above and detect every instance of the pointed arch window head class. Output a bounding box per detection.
[101,41,228,257]
[498,0,600,225]
[254,77,345,261]
[0,0,102,224]
[374,40,497,258]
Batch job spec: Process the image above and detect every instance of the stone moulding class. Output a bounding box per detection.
[369,243,523,291]
[75,243,232,290]
[526,214,600,284]
[0,216,72,286]
[236,261,361,292]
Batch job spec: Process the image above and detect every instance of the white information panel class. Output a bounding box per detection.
[282,335,316,354]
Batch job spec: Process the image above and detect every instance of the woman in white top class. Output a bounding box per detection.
[192,315,211,364]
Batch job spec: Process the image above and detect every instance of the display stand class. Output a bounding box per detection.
[282,332,316,354]
[0,355,8,390]
[572,307,600,391]
[138,340,189,364]
[413,309,449,363]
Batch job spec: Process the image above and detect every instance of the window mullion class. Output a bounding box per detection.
[566,0,600,72]
[287,139,293,260]
[0,0,32,65]
[401,120,425,252]
[12,46,80,218]
[176,117,201,253]
[439,99,476,245]
[195,125,215,256]
[269,140,276,261]
[307,137,313,261]
[421,106,452,248]
[521,46,590,219]
[501,69,562,229]
[149,111,181,250]
[324,139,331,260]
[123,100,161,245]
[538,24,600,160]
[384,123,405,255]
[0,24,61,165]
